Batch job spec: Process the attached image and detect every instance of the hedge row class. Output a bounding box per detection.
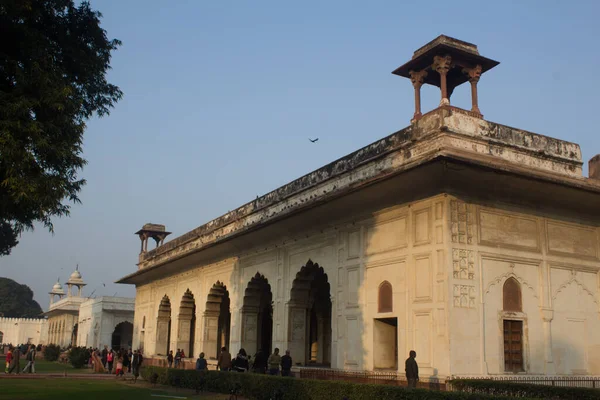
[451,379,600,400]
[141,366,531,400]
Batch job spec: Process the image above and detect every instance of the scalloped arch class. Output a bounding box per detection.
[552,277,598,305]
[485,272,538,299]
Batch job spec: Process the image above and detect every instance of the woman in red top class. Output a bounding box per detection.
[5,348,13,373]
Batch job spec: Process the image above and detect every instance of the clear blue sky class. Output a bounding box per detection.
[2,0,599,310]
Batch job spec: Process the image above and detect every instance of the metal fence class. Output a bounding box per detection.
[450,375,600,390]
[297,367,446,390]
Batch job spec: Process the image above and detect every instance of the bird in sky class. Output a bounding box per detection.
[309,138,319,143]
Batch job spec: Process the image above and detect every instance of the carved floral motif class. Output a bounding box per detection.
[453,284,476,308]
[450,200,474,244]
[452,248,475,279]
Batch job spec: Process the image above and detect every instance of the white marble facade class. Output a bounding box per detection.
[128,194,600,378]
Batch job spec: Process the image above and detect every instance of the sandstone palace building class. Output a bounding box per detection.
[118,36,600,379]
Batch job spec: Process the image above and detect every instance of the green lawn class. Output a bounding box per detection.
[26,359,93,373]
[0,379,230,400]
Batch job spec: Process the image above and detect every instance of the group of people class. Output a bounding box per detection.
[4,345,37,374]
[166,348,186,368]
[214,347,293,376]
[88,345,143,380]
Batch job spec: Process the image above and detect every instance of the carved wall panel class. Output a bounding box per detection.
[346,267,359,307]
[413,208,431,246]
[450,200,474,244]
[453,284,476,308]
[365,216,408,255]
[414,254,433,302]
[414,312,432,367]
[478,209,539,251]
[345,317,359,365]
[290,308,305,341]
[452,249,475,280]
[546,221,598,259]
[348,230,360,259]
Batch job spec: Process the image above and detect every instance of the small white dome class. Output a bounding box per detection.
[70,269,82,280]
[50,279,65,295]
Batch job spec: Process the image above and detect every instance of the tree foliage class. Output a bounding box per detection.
[68,346,89,368]
[44,343,61,361]
[0,277,43,317]
[0,0,122,255]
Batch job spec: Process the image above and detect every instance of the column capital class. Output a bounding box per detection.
[432,55,452,106]
[409,70,428,88]
[432,55,452,74]
[541,307,554,322]
[463,64,483,83]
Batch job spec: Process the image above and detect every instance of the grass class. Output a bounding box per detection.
[27,359,93,373]
[0,379,231,400]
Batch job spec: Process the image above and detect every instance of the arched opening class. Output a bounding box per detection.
[177,289,196,358]
[288,260,332,366]
[378,281,393,313]
[241,273,273,356]
[374,281,397,369]
[111,321,133,350]
[503,277,522,312]
[204,282,231,359]
[156,295,172,355]
[71,323,78,347]
[502,277,523,372]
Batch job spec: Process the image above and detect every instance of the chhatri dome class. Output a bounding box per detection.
[50,279,65,295]
[66,265,86,297]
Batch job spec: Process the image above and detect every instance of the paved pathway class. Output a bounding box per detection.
[1,372,129,380]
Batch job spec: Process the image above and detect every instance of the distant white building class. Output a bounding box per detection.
[0,317,47,346]
[44,267,135,350]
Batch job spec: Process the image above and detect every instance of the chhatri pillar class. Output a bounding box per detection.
[392,35,499,122]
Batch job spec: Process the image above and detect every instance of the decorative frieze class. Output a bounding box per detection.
[450,200,474,244]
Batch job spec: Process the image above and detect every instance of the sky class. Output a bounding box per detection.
[2,0,600,310]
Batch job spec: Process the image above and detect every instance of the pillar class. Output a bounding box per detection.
[541,308,555,374]
[316,316,325,363]
[409,70,428,122]
[287,305,307,365]
[241,308,258,356]
[203,312,219,359]
[432,55,452,106]
[463,65,482,115]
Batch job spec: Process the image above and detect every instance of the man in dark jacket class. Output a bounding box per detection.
[405,350,418,388]
[281,350,292,377]
[252,349,266,373]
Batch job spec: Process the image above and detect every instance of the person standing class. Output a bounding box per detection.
[196,352,207,371]
[4,347,13,373]
[267,348,281,376]
[217,346,231,371]
[167,350,174,368]
[280,350,292,377]
[232,349,249,372]
[131,350,143,383]
[174,349,181,368]
[405,350,419,388]
[101,346,108,371]
[8,346,20,374]
[252,349,266,373]
[22,345,36,373]
[107,349,114,374]
[115,357,124,378]
[123,349,130,373]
